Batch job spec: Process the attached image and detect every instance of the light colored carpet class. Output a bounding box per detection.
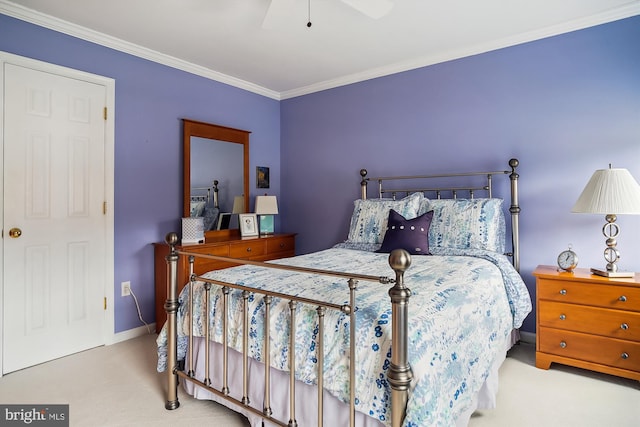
[0,333,637,426]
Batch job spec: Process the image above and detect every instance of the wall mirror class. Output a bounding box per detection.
[183,119,250,239]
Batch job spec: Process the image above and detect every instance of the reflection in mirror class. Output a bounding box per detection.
[183,119,250,239]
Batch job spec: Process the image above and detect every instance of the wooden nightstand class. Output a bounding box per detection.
[533,265,640,381]
[154,232,296,333]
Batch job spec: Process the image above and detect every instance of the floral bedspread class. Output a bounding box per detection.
[157,247,531,427]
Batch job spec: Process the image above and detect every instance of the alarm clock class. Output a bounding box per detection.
[557,246,578,272]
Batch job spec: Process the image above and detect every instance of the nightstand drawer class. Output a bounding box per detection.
[537,278,640,312]
[539,327,640,372]
[229,240,266,258]
[539,300,640,342]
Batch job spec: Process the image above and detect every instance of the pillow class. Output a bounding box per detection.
[190,201,206,217]
[202,206,220,231]
[376,209,433,255]
[419,198,506,253]
[346,192,423,245]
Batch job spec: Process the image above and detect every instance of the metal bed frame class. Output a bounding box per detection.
[190,180,220,207]
[163,158,521,427]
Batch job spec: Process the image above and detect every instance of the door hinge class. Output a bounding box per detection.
[103,201,107,215]
[103,107,107,121]
[104,297,107,310]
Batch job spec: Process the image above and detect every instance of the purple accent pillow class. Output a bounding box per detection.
[376,209,433,255]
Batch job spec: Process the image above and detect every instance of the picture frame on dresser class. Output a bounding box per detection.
[239,213,258,237]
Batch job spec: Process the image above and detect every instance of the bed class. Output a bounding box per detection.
[190,180,221,231]
[157,159,532,427]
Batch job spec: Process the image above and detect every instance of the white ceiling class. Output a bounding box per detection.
[2,0,640,99]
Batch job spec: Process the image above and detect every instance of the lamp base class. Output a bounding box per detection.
[590,267,635,278]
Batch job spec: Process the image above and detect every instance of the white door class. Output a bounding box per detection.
[2,59,110,373]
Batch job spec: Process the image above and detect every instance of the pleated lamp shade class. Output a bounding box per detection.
[572,167,640,215]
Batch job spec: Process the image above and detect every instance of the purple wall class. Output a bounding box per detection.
[0,14,281,333]
[3,14,639,335]
[281,16,640,333]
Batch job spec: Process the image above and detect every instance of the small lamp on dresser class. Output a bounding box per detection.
[255,195,279,235]
[572,164,640,277]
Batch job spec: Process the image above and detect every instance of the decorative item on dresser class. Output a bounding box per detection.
[153,232,295,333]
[255,195,279,235]
[533,265,640,381]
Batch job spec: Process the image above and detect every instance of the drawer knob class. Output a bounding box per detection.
[621,352,629,360]
[621,323,629,330]
[246,247,252,252]
[280,243,285,248]
[560,341,567,349]
[619,295,627,302]
[560,289,567,295]
[559,314,566,320]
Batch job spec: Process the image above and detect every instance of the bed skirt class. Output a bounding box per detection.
[181,330,520,426]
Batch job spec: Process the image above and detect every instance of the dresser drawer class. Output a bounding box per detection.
[539,300,640,342]
[538,327,640,372]
[537,278,640,312]
[266,235,295,256]
[229,240,266,258]
[180,245,232,275]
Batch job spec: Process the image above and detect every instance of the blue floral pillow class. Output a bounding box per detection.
[376,209,433,255]
[419,198,506,253]
[347,192,423,245]
[190,201,206,217]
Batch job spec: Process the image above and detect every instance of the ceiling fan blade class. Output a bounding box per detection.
[340,0,394,19]
[262,0,297,29]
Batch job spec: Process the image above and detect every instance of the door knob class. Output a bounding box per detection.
[9,228,22,238]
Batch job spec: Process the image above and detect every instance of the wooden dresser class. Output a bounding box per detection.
[154,232,296,333]
[533,265,640,381]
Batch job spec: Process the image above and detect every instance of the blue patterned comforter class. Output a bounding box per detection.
[157,247,531,426]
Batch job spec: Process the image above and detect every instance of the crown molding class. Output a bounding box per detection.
[2,0,638,101]
[280,2,640,99]
[0,0,281,100]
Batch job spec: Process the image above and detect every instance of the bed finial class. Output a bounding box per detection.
[165,232,179,248]
[388,249,411,274]
[509,158,519,171]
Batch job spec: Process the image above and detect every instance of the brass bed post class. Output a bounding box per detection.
[164,232,180,410]
[387,249,412,427]
[508,159,521,272]
[213,179,219,208]
[360,169,368,200]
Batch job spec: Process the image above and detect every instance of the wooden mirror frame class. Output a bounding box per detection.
[182,119,250,239]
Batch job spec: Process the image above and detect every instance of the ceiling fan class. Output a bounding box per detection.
[263,0,394,28]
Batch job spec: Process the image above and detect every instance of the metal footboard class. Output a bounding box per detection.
[164,232,413,427]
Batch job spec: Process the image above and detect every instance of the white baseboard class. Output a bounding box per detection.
[519,330,535,344]
[109,323,157,345]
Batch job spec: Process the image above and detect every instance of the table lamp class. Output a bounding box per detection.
[572,165,640,277]
[255,195,278,235]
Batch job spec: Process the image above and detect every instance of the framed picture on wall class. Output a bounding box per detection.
[257,166,270,189]
[239,213,259,237]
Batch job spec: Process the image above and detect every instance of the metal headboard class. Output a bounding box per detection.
[190,180,220,208]
[359,159,521,271]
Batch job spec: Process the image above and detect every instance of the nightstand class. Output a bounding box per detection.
[533,265,640,381]
[154,232,296,333]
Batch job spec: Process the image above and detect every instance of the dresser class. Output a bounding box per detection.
[533,265,640,381]
[154,232,296,333]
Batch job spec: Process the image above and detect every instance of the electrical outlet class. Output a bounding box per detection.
[121,281,131,297]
